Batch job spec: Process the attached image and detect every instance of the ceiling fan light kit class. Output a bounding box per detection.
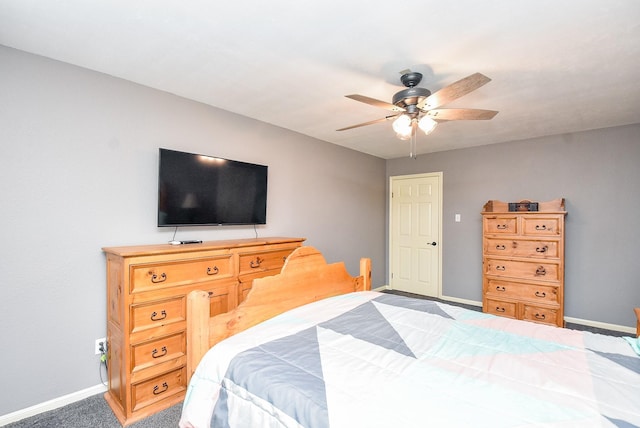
[418,116,437,134]
[338,70,498,158]
[392,114,413,139]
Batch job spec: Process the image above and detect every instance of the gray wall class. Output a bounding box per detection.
[387,125,640,327]
[0,46,386,415]
[2,43,638,418]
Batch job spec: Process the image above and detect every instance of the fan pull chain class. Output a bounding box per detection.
[409,121,418,159]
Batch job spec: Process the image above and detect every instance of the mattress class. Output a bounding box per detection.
[179,291,640,428]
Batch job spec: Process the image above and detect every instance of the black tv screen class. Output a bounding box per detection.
[158,149,267,226]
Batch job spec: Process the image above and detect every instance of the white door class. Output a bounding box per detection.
[389,173,442,297]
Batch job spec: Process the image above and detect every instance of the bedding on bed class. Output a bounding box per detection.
[179,291,640,428]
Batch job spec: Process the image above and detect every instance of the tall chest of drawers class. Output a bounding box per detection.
[102,237,304,425]
[482,199,566,327]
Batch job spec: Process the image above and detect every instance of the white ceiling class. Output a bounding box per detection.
[1,1,639,159]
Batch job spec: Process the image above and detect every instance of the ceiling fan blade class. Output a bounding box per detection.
[418,73,492,110]
[336,115,398,131]
[426,108,498,121]
[346,94,405,112]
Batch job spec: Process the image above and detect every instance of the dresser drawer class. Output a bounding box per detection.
[485,298,517,318]
[483,216,518,235]
[485,258,560,282]
[132,367,186,412]
[206,281,235,316]
[523,304,559,326]
[238,248,295,276]
[485,279,560,304]
[132,332,185,373]
[131,255,233,293]
[484,238,559,258]
[130,297,185,335]
[522,217,562,236]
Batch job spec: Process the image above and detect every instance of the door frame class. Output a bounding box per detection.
[388,172,443,297]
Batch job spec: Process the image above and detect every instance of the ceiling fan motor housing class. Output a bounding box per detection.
[393,87,431,109]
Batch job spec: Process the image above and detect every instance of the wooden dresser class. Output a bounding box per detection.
[102,237,305,425]
[482,199,566,327]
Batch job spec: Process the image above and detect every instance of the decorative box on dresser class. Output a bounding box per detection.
[102,237,305,425]
[482,199,566,327]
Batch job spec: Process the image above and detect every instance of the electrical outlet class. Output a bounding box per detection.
[95,337,106,355]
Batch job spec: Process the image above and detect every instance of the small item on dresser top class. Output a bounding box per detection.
[169,240,202,245]
[508,200,539,212]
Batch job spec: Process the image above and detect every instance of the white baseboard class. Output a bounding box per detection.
[439,294,482,308]
[0,384,107,426]
[564,316,635,335]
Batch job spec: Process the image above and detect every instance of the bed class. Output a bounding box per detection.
[179,247,640,428]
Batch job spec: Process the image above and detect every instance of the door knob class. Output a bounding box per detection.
[429,242,437,246]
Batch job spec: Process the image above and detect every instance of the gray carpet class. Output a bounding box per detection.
[4,394,182,428]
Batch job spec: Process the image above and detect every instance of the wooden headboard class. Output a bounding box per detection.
[186,246,372,380]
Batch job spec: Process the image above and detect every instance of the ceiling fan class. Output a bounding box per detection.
[337,71,498,158]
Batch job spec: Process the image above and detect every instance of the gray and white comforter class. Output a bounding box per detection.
[179,291,640,428]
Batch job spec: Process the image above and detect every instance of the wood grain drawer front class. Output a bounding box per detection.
[485,298,517,318]
[132,367,186,412]
[131,255,233,293]
[132,333,185,373]
[522,217,561,236]
[523,304,558,325]
[484,238,559,258]
[486,279,559,304]
[485,259,560,282]
[484,217,518,235]
[206,283,234,317]
[238,248,294,275]
[131,297,185,334]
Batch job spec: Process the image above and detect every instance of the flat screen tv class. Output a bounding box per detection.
[158,148,267,226]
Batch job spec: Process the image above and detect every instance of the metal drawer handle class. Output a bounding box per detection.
[535,225,548,231]
[496,245,506,250]
[150,310,167,321]
[207,266,219,275]
[250,257,263,268]
[536,245,548,253]
[151,272,167,283]
[535,313,546,320]
[496,307,506,313]
[535,291,547,298]
[496,286,506,292]
[496,224,508,230]
[152,346,167,359]
[496,265,506,271]
[153,382,169,395]
[535,266,547,276]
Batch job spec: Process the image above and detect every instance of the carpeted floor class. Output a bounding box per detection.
[4,394,182,428]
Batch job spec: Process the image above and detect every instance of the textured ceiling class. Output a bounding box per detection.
[1,1,639,159]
